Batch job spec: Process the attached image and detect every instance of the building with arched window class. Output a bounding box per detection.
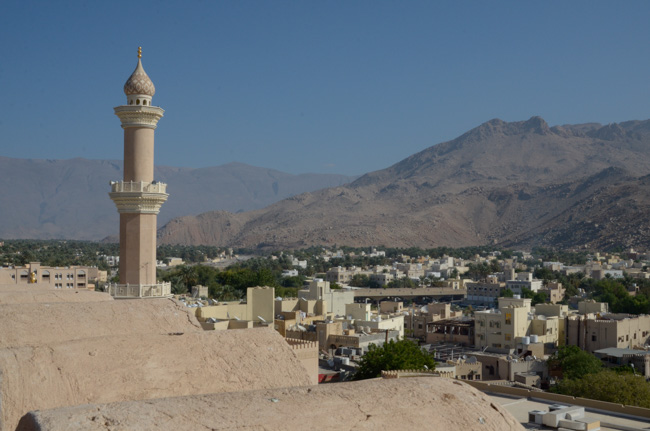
[0,262,102,289]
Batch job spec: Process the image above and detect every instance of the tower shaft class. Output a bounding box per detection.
[108,49,170,298]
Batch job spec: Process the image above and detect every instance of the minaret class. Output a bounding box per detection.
[109,47,170,298]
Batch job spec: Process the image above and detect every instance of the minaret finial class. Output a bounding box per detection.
[138,47,142,59]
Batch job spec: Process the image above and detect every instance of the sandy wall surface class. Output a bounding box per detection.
[0,288,112,304]
[16,377,524,431]
[0,298,202,349]
[0,284,51,291]
[0,328,312,431]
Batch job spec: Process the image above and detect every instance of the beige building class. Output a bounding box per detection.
[435,357,482,381]
[191,285,209,298]
[275,296,327,317]
[0,262,99,289]
[566,313,650,352]
[299,279,354,317]
[379,301,403,314]
[395,262,424,279]
[195,286,275,329]
[540,282,565,304]
[405,302,461,339]
[467,279,506,304]
[274,311,326,337]
[345,302,372,320]
[339,302,405,338]
[475,297,560,351]
[325,266,363,285]
[426,319,475,346]
[369,271,395,286]
[286,320,400,352]
[578,299,609,315]
[472,352,548,382]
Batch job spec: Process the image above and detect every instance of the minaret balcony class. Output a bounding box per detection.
[110,180,167,194]
[107,282,172,299]
[109,180,168,214]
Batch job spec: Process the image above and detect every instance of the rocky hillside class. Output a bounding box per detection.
[158,117,650,250]
[0,158,355,240]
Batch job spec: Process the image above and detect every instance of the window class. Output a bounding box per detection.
[505,313,512,325]
[505,334,511,341]
[592,334,597,342]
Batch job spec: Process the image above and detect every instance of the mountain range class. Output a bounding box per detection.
[0,158,355,240]
[156,117,650,251]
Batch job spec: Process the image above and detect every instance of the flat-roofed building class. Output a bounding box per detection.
[566,313,650,352]
[0,262,99,289]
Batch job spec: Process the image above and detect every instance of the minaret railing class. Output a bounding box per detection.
[110,181,167,193]
[107,282,172,299]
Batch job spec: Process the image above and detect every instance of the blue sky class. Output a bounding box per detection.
[1,1,648,176]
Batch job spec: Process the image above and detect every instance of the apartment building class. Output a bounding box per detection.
[505,272,543,295]
[0,262,99,289]
[466,278,506,304]
[565,313,650,352]
[325,266,362,285]
[299,279,354,317]
[474,297,560,352]
[405,302,461,340]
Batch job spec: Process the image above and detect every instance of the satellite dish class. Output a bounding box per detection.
[258,316,267,323]
[467,356,477,364]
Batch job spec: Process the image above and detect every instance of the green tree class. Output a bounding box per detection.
[350,274,371,287]
[554,370,650,408]
[352,339,436,380]
[547,345,602,380]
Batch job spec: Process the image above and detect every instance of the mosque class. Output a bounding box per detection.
[0,49,523,431]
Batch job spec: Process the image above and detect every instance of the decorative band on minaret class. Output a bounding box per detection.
[108,47,171,299]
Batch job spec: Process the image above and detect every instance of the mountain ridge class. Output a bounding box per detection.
[0,157,357,240]
[157,117,650,250]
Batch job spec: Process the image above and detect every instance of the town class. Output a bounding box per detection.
[2,243,649,391]
[3,243,650,428]
[4,9,650,426]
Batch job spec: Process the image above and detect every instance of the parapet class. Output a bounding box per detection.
[1,328,312,431]
[381,369,451,379]
[0,298,202,349]
[0,288,112,305]
[16,378,524,431]
[286,338,317,350]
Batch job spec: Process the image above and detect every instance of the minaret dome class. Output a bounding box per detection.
[123,47,156,106]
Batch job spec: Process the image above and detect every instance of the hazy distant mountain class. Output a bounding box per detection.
[158,117,650,250]
[0,158,356,240]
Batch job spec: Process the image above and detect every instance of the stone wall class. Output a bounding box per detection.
[16,378,524,431]
[0,328,312,431]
